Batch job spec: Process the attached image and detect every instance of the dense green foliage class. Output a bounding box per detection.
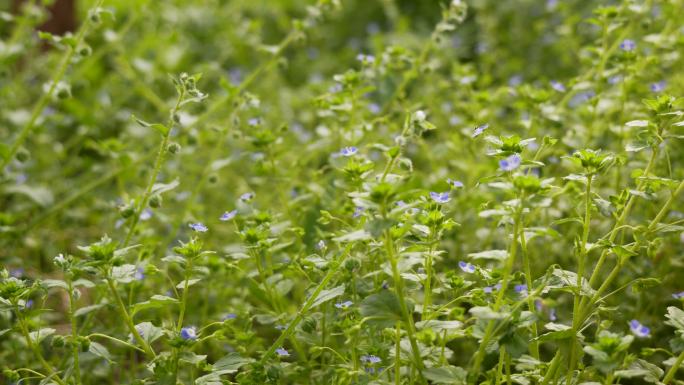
[1,0,684,384]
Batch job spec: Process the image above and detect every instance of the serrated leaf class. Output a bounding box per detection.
[360,291,406,327]
[29,328,56,344]
[111,264,137,284]
[151,178,180,195]
[89,341,113,363]
[212,352,255,374]
[468,249,507,261]
[131,295,179,316]
[310,284,345,308]
[423,366,467,384]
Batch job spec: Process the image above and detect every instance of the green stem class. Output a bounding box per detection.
[566,174,593,383]
[541,351,562,385]
[1,0,104,170]
[122,90,184,248]
[395,321,402,385]
[15,308,67,385]
[471,195,524,373]
[663,350,684,384]
[260,246,350,363]
[105,277,155,358]
[67,279,81,385]
[385,231,426,383]
[422,234,435,321]
[520,217,539,360]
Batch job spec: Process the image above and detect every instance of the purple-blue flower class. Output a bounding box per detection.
[180,326,197,340]
[499,154,522,171]
[353,206,364,218]
[275,347,290,357]
[316,240,326,250]
[188,222,208,232]
[222,313,237,320]
[620,39,636,52]
[340,146,358,157]
[650,81,666,93]
[549,308,557,321]
[672,291,684,299]
[220,210,238,221]
[447,178,464,188]
[356,54,375,64]
[430,191,450,204]
[361,355,381,364]
[514,284,528,296]
[140,209,152,221]
[335,300,353,309]
[240,192,254,201]
[472,123,489,138]
[135,267,145,281]
[484,282,502,293]
[458,261,475,273]
[629,320,650,338]
[550,80,566,92]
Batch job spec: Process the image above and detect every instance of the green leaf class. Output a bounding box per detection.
[111,264,138,284]
[151,178,180,195]
[535,323,575,342]
[133,115,170,135]
[212,352,255,375]
[310,284,345,308]
[89,341,113,363]
[131,295,179,316]
[333,229,371,243]
[423,366,467,384]
[4,185,54,207]
[75,303,106,317]
[360,291,406,327]
[415,320,464,333]
[134,322,163,345]
[615,359,663,383]
[469,306,509,320]
[468,249,507,261]
[29,328,56,344]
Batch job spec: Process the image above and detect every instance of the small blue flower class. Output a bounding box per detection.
[140,209,152,221]
[25,299,34,309]
[340,146,358,157]
[248,117,261,126]
[135,267,145,281]
[220,210,238,221]
[396,200,406,207]
[549,308,557,321]
[472,123,489,138]
[458,261,475,274]
[316,240,326,250]
[650,80,666,93]
[619,39,636,52]
[672,291,684,299]
[608,75,623,85]
[361,355,381,364]
[222,313,237,320]
[514,284,528,296]
[447,178,464,188]
[353,206,364,218]
[180,326,197,341]
[188,222,208,232]
[550,80,566,92]
[368,103,380,115]
[535,299,543,312]
[499,154,522,171]
[275,347,290,357]
[240,192,254,201]
[356,54,375,64]
[430,191,450,204]
[484,282,502,293]
[629,320,650,338]
[335,300,353,309]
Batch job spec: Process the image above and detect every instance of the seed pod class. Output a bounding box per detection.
[15,148,30,163]
[168,142,181,154]
[149,194,162,208]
